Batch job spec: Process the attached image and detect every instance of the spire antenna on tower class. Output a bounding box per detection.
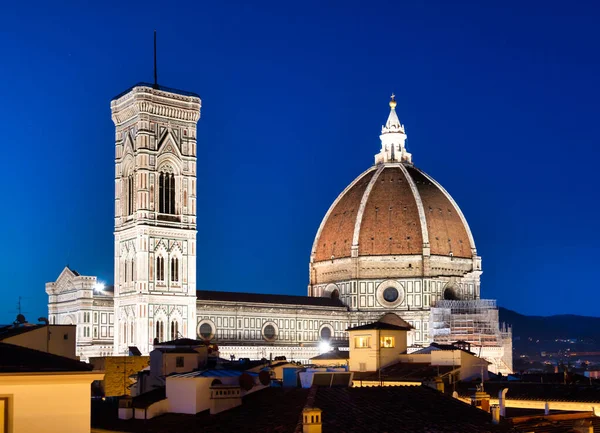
[153,30,158,89]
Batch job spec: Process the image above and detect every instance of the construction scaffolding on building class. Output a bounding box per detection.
[430,299,513,375]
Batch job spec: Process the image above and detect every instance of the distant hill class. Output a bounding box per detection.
[499,307,600,342]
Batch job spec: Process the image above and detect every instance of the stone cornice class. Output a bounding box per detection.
[111,86,201,126]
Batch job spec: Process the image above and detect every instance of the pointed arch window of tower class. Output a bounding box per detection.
[159,172,176,214]
[124,174,134,216]
[171,320,179,340]
[171,257,179,283]
[156,256,165,283]
[156,320,164,342]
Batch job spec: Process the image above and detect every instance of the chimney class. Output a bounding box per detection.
[471,386,491,412]
[490,404,500,424]
[302,407,322,433]
[424,376,444,393]
[573,420,593,433]
[498,388,508,417]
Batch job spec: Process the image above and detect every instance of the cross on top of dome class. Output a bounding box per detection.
[375,95,412,164]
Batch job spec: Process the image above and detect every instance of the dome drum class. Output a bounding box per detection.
[310,252,477,287]
[311,275,479,311]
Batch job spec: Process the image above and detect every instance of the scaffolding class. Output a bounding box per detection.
[430,300,513,374]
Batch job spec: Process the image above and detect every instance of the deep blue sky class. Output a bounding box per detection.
[1,0,599,323]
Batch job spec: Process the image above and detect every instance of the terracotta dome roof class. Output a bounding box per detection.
[311,163,475,263]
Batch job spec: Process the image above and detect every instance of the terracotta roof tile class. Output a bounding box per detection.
[312,164,474,262]
[93,386,515,432]
[314,169,376,261]
[359,166,423,256]
[406,166,472,258]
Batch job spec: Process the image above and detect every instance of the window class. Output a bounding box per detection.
[354,336,370,348]
[383,287,399,302]
[0,396,9,433]
[199,323,213,339]
[171,257,179,283]
[176,356,184,368]
[320,327,332,341]
[380,336,395,348]
[171,321,179,340]
[159,172,176,214]
[156,257,165,282]
[156,320,164,342]
[130,322,134,344]
[123,173,135,216]
[263,324,277,341]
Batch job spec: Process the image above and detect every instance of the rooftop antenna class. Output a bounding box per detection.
[153,30,158,89]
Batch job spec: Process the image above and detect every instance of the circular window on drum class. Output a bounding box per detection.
[383,287,399,303]
[320,325,333,341]
[376,280,405,307]
[197,320,215,340]
[261,322,278,342]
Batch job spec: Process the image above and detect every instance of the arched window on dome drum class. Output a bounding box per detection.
[443,287,459,301]
[171,257,179,283]
[159,172,176,215]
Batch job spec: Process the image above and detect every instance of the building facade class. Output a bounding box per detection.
[46,266,114,360]
[47,83,511,371]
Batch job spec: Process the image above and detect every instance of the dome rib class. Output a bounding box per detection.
[311,167,377,263]
[351,164,386,253]
[417,168,477,255]
[405,166,475,258]
[397,162,430,252]
[357,166,423,256]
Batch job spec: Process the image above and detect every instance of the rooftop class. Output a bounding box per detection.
[155,338,206,347]
[93,385,514,432]
[0,342,93,373]
[170,369,258,379]
[456,381,600,403]
[310,350,350,361]
[347,312,413,332]
[353,362,457,383]
[0,324,73,341]
[196,290,347,308]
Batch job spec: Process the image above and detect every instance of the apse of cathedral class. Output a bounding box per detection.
[46,84,512,374]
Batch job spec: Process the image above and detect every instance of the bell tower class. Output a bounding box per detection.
[111,83,201,355]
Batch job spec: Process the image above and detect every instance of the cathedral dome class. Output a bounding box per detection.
[311,163,475,262]
[309,96,479,291]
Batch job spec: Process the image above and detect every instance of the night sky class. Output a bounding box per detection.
[2,0,599,323]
